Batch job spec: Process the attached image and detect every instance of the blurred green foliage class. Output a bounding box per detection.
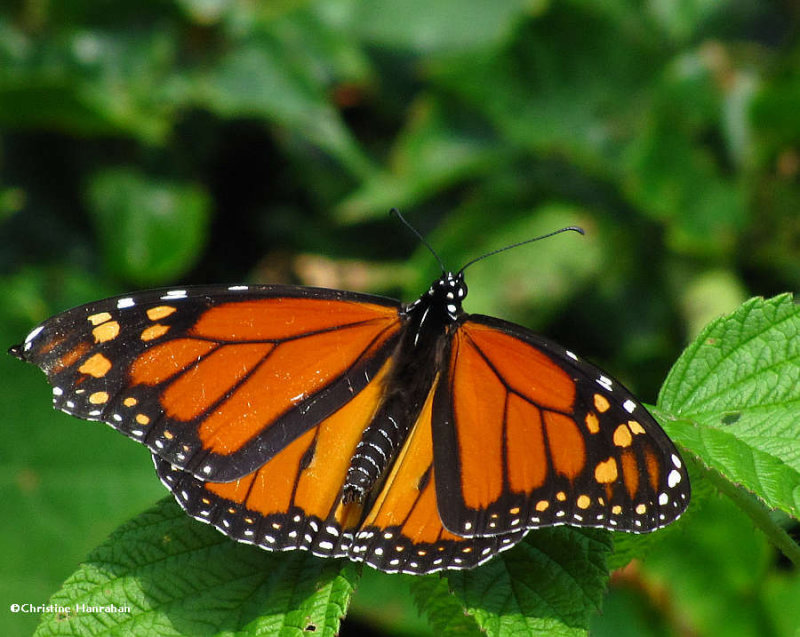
[2,1,800,635]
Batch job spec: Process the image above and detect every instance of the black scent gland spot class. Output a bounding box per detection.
[299,439,317,471]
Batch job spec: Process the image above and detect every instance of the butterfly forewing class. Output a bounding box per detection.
[432,316,690,538]
[14,285,403,482]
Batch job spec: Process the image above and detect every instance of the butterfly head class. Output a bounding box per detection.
[427,271,467,322]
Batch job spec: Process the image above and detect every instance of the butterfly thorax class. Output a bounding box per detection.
[404,271,468,329]
[341,272,467,506]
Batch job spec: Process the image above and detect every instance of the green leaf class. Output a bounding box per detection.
[410,577,482,635]
[351,0,537,54]
[337,97,506,222]
[635,493,772,637]
[0,23,179,142]
[622,109,747,256]
[34,499,359,637]
[196,26,373,179]
[446,528,613,637]
[86,168,211,285]
[658,294,800,518]
[431,7,665,168]
[347,570,435,634]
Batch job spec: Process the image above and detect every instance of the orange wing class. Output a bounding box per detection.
[156,370,525,574]
[432,316,690,538]
[14,285,403,481]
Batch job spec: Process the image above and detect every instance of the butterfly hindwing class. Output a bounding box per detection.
[355,376,526,573]
[154,355,399,558]
[432,315,690,538]
[16,285,403,482]
[156,366,526,574]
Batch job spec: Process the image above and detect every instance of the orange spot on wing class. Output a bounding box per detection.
[593,394,610,413]
[147,306,177,321]
[92,321,120,343]
[594,457,618,484]
[78,353,112,378]
[141,324,170,341]
[543,411,585,479]
[613,423,632,447]
[629,420,646,435]
[89,391,109,404]
[461,322,575,412]
[130,338,217,386]
[87,312,112,326]
[620,450,640,499]
[197,321,398,454]
[644,446,661,493]
[191,298,398,341]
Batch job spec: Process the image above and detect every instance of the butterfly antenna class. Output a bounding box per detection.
[458,225,585,274]
[390,208,446,273]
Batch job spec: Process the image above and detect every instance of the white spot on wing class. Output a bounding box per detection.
[117,297,135,309]
[162,289,188,300]
[25,325,44,344]
[596,375,613,391]
[623,399,636,413]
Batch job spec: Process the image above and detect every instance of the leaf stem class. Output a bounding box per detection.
[699,462,800,567]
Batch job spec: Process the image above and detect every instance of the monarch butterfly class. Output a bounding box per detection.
[10,216,689,575]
